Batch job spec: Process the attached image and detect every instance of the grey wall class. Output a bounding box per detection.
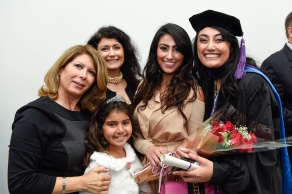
[1,0,291,193]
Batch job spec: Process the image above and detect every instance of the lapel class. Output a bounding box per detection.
[282,44,292,63]
[137,90,177,133]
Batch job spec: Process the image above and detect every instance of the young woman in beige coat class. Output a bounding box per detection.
[132,23,205,194]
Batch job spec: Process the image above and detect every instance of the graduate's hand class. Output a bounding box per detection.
[173,148,213,183]
[82,167,111,194]
[145,145,167,167]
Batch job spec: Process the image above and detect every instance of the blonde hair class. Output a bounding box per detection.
[38,45,108,112]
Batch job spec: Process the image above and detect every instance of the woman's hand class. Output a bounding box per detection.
[145,145,167,167]
[82,167,111,194]
[173,148,213,183]
[174,147,190,159]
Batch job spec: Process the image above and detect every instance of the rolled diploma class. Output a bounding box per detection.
[160,154,199,170]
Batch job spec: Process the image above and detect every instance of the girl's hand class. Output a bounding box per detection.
[173,148,213,183]
[145,145,167,167]
[82,167,111,194]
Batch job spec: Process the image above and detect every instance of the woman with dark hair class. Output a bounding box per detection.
[87,26,142,104]
[132,23,205,194]
[173,10,292,194]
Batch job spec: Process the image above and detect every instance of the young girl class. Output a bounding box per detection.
[82,96,151,194]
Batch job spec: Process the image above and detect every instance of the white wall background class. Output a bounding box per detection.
[0,0,291,193]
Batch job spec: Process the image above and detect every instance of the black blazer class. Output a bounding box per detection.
[261,44,292,135]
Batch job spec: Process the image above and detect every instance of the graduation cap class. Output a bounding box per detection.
[189,10,246,79]
[189,10,243,36]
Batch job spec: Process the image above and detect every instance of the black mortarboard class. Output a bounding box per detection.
[189,10,243,36]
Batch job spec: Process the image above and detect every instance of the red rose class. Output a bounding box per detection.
[211,120,221,135]
[229,131,243,147]
[211,120,257,153]
[238,132,257,153]
[221,121,236,133]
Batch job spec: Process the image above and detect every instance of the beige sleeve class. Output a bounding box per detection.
[187,99,205,134]
[133,128,154,154]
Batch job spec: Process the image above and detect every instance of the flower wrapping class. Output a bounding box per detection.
[133,160,171,184]
[133,103,283,184]
[180,103,258,156]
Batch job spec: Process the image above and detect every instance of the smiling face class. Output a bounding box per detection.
[197,27,231,69]
[157,33,184,76]
[102,110,132,151]
[58,53,96,100]
[97,38,125,74]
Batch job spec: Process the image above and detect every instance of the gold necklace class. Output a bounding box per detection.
[108,72,123,83]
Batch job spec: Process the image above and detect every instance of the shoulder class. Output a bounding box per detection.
[239,73,270,93]
[17,97,56,113]
[11,97,62,151]
[262,46,287,67]
[188,85,204,103]
[90,151,108,160]
[196,86,204,102]
[86,151,108,171]
[13,97,56,125]
[240,72,266,85]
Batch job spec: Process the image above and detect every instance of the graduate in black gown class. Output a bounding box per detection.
[173,10,292,194]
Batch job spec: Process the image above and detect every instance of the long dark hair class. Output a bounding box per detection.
[87,25,142,87]
[83,97,139,167]
[193,27,258,118]
[132,23,198,123]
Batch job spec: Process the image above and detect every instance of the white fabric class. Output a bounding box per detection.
[81,143,151,194]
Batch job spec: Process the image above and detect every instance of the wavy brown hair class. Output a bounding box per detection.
[38,45,108,112]
[132,23,198,123]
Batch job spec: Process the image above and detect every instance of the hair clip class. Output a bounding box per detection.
[106,96,126,104]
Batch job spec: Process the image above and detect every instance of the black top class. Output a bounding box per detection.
[200,72,282,194]
[8,97,91,194]
[106,82,137,102]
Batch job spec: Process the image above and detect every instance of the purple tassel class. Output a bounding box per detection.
[234,37,246,79]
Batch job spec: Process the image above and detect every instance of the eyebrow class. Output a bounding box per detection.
[75,61,84,65]
[199,33,222,38]
[105,119,131,123]
[100,43,122,47]
[158,43,177,47]
[104,120,117,124]
[75,61,96,71]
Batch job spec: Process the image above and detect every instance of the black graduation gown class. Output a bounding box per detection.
[197,72,282,194]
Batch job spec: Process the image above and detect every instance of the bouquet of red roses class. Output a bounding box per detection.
[180,103,259,157]
[210,120,257,153]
